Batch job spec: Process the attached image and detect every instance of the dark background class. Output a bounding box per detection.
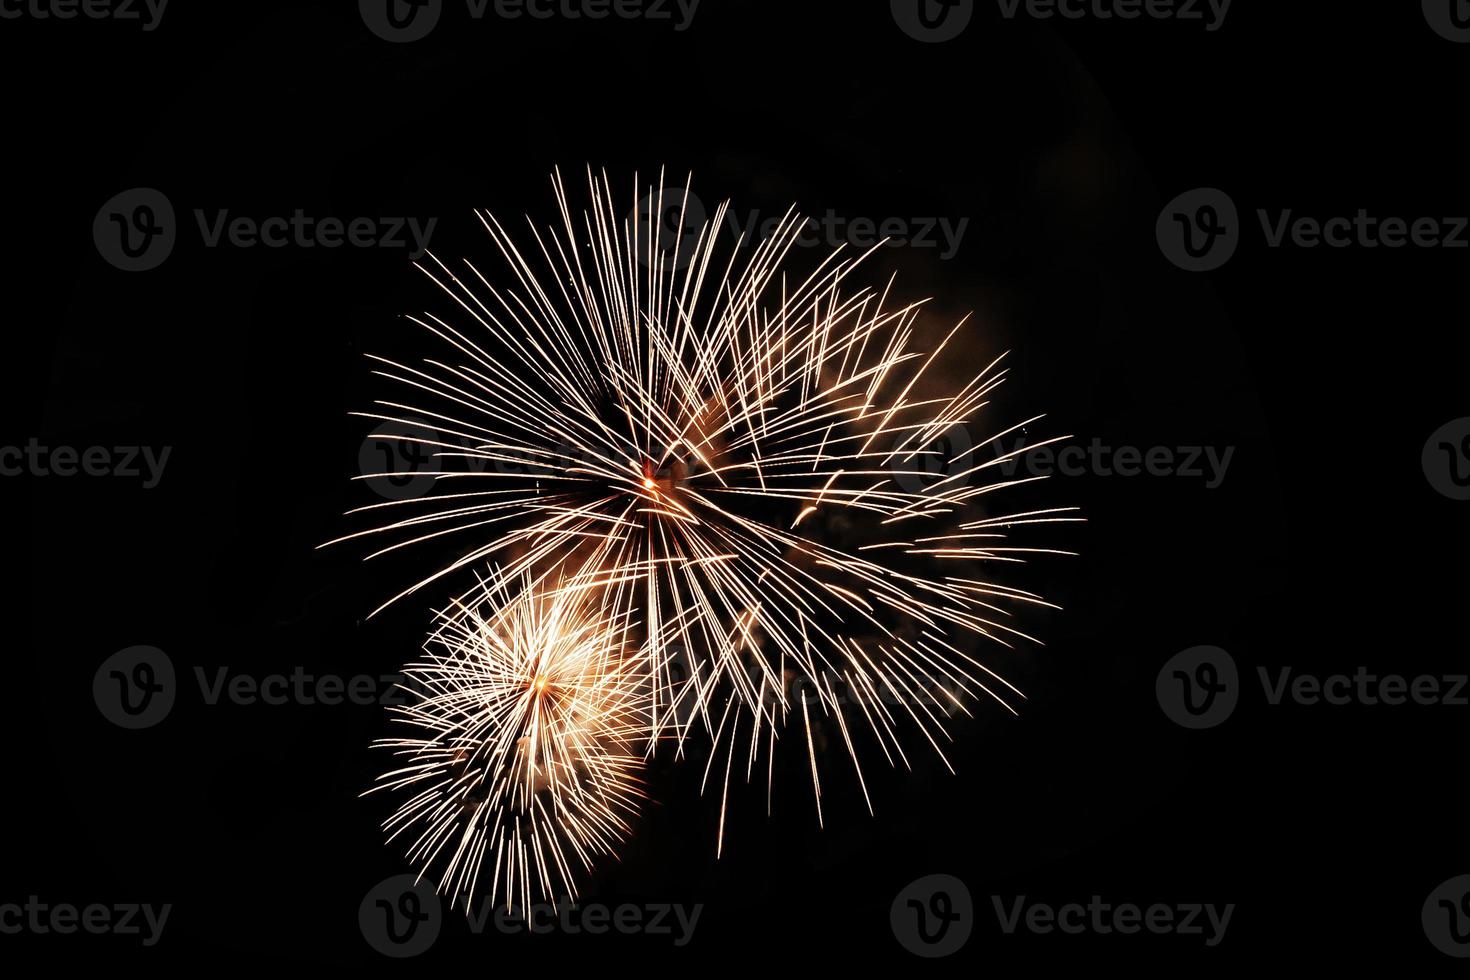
[5,0,1465,969]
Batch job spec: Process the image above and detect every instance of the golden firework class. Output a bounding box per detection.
[343,169,1077,858]
[368,572,656,911]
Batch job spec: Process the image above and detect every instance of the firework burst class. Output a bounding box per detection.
[368,572,656,911]
[339,168,1078,849]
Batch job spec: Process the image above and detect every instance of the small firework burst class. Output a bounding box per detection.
[368,572,658,911]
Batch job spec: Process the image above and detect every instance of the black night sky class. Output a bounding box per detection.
[6,0,1469,970]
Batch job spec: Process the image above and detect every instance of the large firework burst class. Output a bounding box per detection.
[368,572,655,911]
[341,169,1076,848]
